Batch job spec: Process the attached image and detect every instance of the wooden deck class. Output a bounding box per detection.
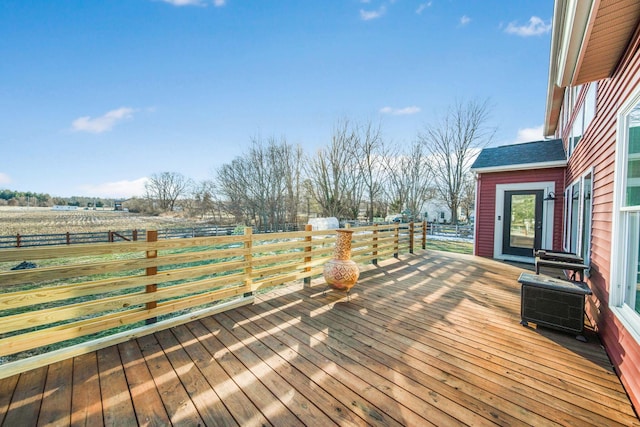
[1,251,638,426]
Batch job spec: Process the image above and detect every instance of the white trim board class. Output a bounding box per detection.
[494,182,556,262]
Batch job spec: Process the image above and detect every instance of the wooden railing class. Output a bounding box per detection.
[0,222,426,378]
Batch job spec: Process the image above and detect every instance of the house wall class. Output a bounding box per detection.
[474,168,565,258]
[559,30,640,411]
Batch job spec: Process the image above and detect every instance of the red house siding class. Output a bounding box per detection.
[558,30,640,411]
[474,168,565,258]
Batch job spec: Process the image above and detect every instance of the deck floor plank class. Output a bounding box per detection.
[117,340,172,426]
[37,358,73,427]
[136,334,205,427]
[1,251,639,426]
[0,372,19,426]
[70,352,103,427]
[97,347,137,427]
[2,366,47,427]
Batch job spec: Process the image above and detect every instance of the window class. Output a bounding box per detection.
[568,83,597,157]
[563,171,593,265]
[569,104,584,156]
[584,82,597,129]
[612,89,640,341]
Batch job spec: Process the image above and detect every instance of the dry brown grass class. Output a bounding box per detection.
[0,207,203,235]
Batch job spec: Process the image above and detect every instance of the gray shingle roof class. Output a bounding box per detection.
[470,139,566,172]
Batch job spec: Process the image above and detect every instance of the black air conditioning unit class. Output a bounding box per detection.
[518,273,592,340]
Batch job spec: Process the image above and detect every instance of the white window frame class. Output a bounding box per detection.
[581,170,594,267]
[563,170,594,267]
[611,85,640,343]
[567,83,597,158]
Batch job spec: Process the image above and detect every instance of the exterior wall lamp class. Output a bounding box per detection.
[544,192,559,201]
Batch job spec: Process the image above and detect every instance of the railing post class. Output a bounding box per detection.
[16,233,21,248]
[394,223,399,258]
[133,229,138,241]
[244,227,253,297]
[372,223,378,266]
[66,232,71,245]
[145,230,158,325]
[304,224,312,287]
[422,220,427,250]
[409,222,414,254]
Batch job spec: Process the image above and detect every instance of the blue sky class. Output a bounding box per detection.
[1,0,553,198]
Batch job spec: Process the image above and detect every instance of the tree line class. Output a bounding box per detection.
[141,100,493,226]
[0,190,117,209]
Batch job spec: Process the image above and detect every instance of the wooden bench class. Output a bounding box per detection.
[518,272,592,341]
[534,249,584,263]
[534,257,588,281]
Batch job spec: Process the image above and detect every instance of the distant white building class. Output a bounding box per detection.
[422,200,451,224]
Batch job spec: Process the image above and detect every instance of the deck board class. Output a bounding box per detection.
[70,352,103,427]
[1,251,639,426]
[38,358,73,426]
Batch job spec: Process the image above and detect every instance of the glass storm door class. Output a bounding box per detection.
[502,190,544,257]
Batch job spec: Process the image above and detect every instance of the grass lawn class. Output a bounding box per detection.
[426,238,473,254]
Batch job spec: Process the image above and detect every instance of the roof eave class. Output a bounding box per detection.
[544,0,594,137]
[471,160,568,175]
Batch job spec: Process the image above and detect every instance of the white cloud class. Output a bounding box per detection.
[505,16,551,37]
[160,0,225,6]
[0,172,12,185]
[460,15,471,26]
[71,107,136,134]
[514,125,544,143]
[380,106,421,116]
[416,2,432,14]
[360,6,386,21]
[78,177,149,199]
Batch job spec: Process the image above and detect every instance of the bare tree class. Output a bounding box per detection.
[145,171,193,212]
[217,158,253,224]
[459,172,476,223]
[216,137,303,230]
[306,120,361,219]
[281,143,304,224]
[418,99,494,224]
[192,179,222,221]
[382,141,433,220]
[354,121,384,222]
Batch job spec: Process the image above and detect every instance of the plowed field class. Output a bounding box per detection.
[0,207,201,235]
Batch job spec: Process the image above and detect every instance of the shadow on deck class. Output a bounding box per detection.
[1,250,638,426]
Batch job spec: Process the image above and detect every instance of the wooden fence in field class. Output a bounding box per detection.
[0,222,426,378]
[0,225,240,248]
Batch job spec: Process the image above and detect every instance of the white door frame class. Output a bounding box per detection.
[494,181,556,263]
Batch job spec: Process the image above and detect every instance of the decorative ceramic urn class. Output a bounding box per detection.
[323,229,360,292]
